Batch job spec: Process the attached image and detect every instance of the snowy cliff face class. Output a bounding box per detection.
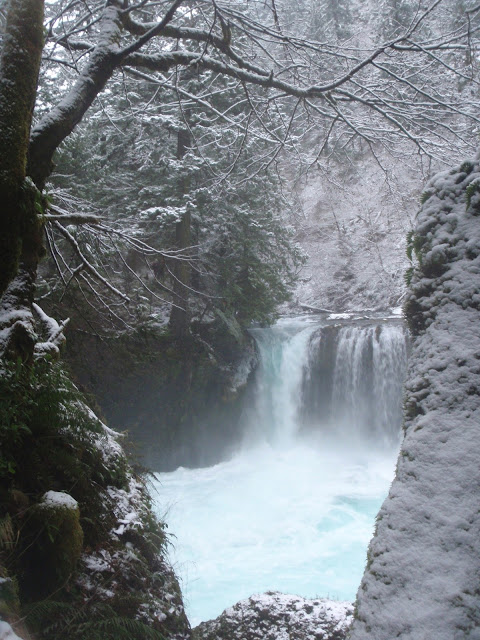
[349,159,480,639]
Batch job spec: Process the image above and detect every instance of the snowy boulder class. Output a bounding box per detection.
[40,490,78,510]
[192,592,353,640]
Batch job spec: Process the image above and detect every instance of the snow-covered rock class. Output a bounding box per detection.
[350,158,480,639]
[40,490,78,510]
[192,592,353,640]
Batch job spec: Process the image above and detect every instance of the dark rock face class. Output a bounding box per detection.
[192,592,353,640]
[63,320,257,471]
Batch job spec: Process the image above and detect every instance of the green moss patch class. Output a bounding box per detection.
[20,492,83,598]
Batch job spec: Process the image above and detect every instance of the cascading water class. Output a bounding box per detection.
[305,323,407,445]
[153,313,407,625]
[242,318,320,447]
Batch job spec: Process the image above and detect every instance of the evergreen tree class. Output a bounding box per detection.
[48,68,303,330]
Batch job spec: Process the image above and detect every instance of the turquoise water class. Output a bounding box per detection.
[153,440,397,625]
[153,316,403,625]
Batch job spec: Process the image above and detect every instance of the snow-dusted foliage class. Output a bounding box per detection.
[77,474,189,638]
[0,278,68,363]
[0,358,190,640]
[44,69,304,331]
[349,158,480,639]
[291,150,419,311]
[193,592,353,640]
[58,418,190,637]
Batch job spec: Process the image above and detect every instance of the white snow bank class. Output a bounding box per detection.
[350,159,480,639]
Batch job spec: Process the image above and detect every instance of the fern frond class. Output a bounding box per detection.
[24,599,89,632]
[25,599,165,640]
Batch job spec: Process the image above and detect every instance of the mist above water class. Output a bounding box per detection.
[154,315,407,625]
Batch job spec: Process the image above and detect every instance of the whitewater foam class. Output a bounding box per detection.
[154,439,397,625]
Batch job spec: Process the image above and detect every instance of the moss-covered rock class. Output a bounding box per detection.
[20,492,83,599]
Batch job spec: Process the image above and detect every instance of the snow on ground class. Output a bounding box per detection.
[193,591,353,640]
[349,158,480,639]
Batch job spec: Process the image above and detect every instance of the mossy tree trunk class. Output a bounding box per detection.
[0,0,124,361]
[0,0,45,299]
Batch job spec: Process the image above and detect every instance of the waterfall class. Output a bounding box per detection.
[244,317,319,447]
[329,323,406,445]
[247,316,408,449]
[154,313,407,625]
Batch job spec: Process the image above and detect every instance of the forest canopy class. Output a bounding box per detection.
[0,0,479,355]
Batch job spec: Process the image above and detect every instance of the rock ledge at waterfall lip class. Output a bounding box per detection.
[192,592,354,640]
